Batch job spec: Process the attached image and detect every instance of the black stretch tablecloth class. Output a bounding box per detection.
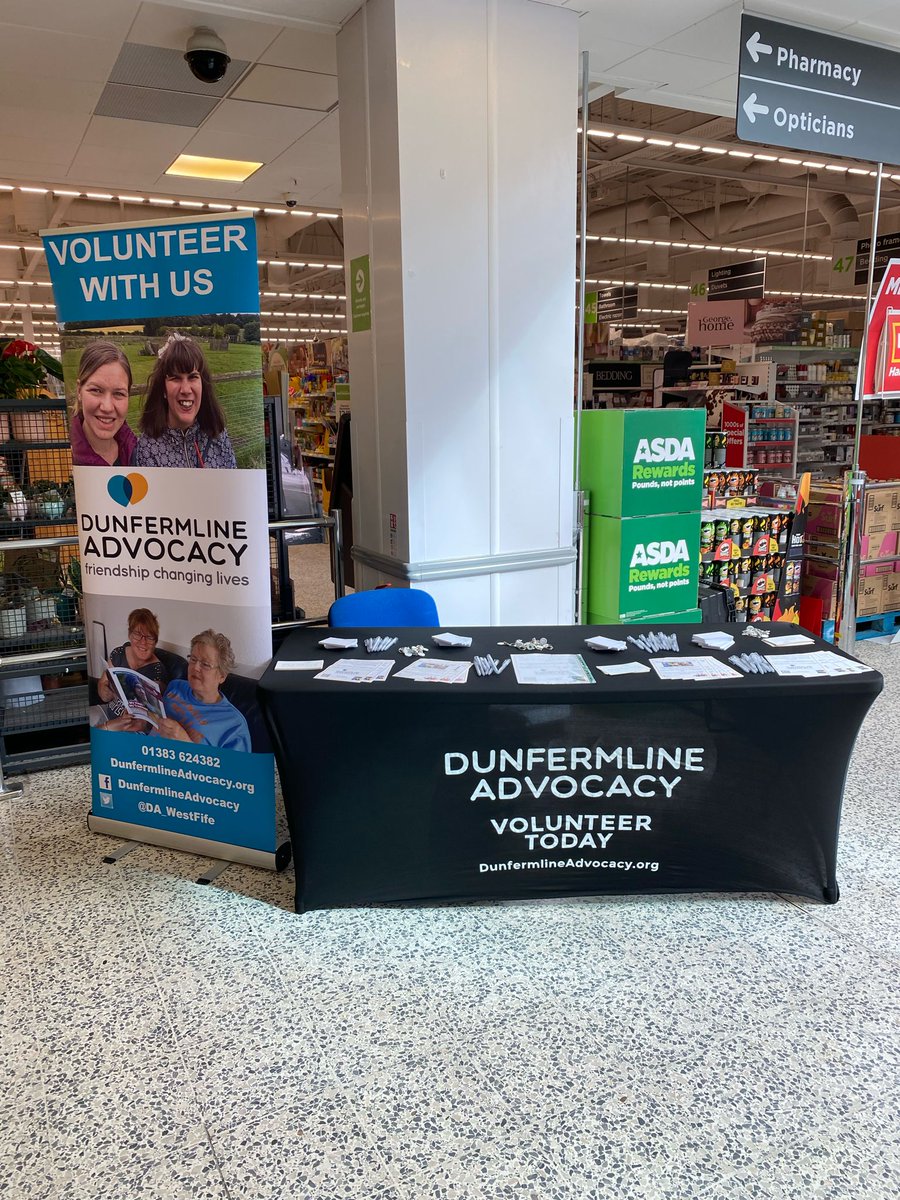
[260,624,882,912]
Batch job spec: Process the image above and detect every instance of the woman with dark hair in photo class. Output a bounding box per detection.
[134,334,237,468]
[70,341,137,467]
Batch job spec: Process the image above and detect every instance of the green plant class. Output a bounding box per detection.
[28,479,59,496]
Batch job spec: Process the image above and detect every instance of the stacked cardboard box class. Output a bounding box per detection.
[579,410,705,624]
[801,482,900,619]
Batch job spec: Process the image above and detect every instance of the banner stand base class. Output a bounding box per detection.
[88,814,292,873]
[101,841,140,865]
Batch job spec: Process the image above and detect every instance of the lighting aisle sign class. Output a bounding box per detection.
[736,14,900,162]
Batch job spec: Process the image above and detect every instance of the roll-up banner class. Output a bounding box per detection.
[41,214,285,870]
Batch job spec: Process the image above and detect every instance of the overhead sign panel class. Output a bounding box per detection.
[736,14,900,162]
[855,232,900,288]
[594,286,638,322]
[706,258,766,302]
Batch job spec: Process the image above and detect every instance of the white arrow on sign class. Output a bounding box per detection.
[743,93,769,124]
[746,30,773,63]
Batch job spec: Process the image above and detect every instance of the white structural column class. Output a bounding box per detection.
[337,0,578,624]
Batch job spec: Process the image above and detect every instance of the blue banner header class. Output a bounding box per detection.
[41,214,259,322]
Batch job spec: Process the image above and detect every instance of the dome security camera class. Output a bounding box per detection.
[283,193,299,208]
[184,27,231,84]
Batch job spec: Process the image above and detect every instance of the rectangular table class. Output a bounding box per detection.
[259,624,882,913]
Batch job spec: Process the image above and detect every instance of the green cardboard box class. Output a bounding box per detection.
[586,511,701,621]
[580,408,706,518]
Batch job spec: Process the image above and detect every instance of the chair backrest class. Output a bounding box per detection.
[328,587,439,628]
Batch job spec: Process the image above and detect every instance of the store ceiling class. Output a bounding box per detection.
[3,0,900,346]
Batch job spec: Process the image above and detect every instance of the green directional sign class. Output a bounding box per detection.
[584,292,598,324]
[350,254,371,332]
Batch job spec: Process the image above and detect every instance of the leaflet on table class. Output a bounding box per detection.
[315,659,394,683]
[319,637,359,649]
[650,656,742,682]
[432,632,473,648]
[274,660,324,671]
[584,634,627,652]
[764,635,815,648]
[394,659,472,684]
[596,661,651,676]
[512,654,595,686]
[763,652,873,678]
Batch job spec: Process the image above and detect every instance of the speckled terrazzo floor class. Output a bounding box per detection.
[1,640,899,1200]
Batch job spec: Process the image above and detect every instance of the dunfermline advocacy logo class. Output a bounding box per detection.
[107,473,148,507]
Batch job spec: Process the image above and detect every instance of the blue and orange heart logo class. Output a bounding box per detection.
[107,473,148,507]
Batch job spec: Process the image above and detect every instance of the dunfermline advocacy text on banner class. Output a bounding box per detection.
[41,212,280,865]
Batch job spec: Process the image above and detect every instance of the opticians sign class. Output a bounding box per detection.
[736,14,900,163]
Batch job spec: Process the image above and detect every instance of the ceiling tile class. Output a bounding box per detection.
[200,99,324,140]
[602,47,732,89]
[847,18,900,45]
[0,159,72,182]
[231,64,338,110]
[0,134,78,167]
[0,107,91,146]
[655,6,741,64]
[212,0,358,23]
[180,127,294,166]
[0,25,122,82]
[581,36,644,72]
[692,74,740,102]
[94,83,220,127]
[260,28,337,73]
[0,0,138,40]
[0,74,104,116]
[576,0,731,50]
[128,1,283,59]
[67,142,188,183]
[80,115,194,155]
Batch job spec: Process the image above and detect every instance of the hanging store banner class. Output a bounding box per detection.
[687,299,749,347]
[736,13,900,163]
[706,259,766,303]
[862,258,900,398]
[41,213,282,870]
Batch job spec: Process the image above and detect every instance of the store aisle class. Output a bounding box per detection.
[1,641,898,1200]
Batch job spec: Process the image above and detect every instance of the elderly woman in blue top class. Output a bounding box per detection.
[134,334,237,469]
[156,630,251,753]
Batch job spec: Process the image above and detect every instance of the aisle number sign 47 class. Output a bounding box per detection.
[833,254,855,275]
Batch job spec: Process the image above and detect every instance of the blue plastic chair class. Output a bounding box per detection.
[328,587,439,628]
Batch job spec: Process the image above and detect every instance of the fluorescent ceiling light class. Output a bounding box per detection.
[617,134,645,143]
[316,211,340,219]
[290,209,314,217]
[166,154,263,183]
[86,192,113,200]
[19,186,47,194]
[118,194,144,202]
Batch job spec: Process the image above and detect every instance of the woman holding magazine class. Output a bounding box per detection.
[96,608,167,724]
